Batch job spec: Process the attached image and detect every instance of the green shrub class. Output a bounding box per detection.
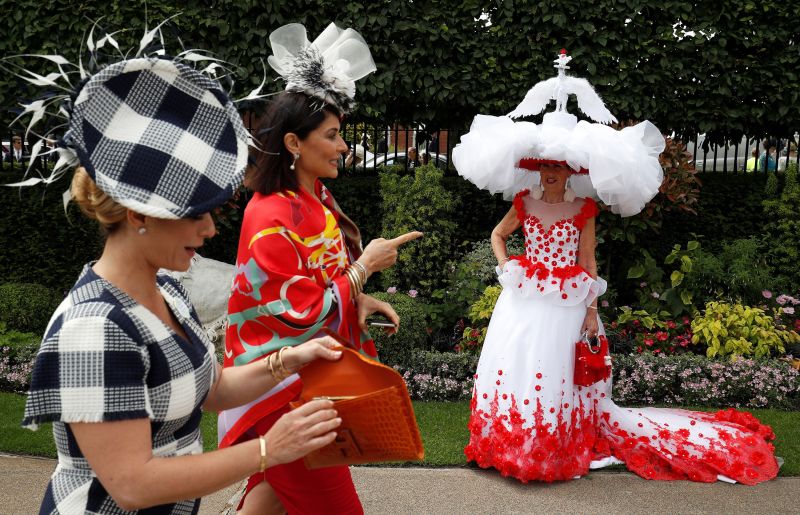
[626,240,702,316]
[378,164,459,295]
[458,285,502,355]
[763,165,800,290]
[691,301,800,359]
[685,237,775,305]
[0,283,62,334]
[369,291,430,366]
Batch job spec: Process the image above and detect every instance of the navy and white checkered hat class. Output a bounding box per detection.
[63,58,249,219]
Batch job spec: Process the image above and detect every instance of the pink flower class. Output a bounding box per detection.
[386,286,397,294]
[601,300,610,308]
[651,291,660,299]
[783,307,795,315]
[776,295,789,306]
[640,282,648,288]
[762,290,773,299]
[408,289,418,298]
[644,338,654,347]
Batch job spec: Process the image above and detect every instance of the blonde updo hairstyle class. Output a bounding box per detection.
[71,167,128,233]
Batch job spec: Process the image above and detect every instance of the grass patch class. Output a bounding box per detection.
[0,393,218,458]
[2,393,796,476]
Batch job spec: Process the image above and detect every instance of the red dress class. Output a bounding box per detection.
[220,181,372,513]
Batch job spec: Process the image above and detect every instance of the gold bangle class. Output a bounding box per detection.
[353,261,368,280]
[346,267,363,296]
[587,305,598,310]
[258,434,268,472]
[344,267,356,294]
[263,354,275,380]
[277,346,291,379]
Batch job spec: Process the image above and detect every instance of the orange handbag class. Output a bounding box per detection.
[292,331,425,469]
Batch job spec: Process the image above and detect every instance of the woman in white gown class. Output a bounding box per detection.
[453,51,779,485]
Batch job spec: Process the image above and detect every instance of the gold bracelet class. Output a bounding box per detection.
[258,434,268,472]
[353,261,368,280]
[587,305,598,310]
[276,346,292,379]
[344,266,357,294]
[263,353,276,380]
[346,267,363,296]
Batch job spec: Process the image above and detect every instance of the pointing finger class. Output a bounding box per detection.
[389,231,424,246]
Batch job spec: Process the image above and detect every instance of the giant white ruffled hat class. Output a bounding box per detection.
[452,49,665,217]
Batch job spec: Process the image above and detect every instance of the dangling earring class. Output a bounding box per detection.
[138,227,147,235]
[290,152,300,171]
[531,174,544,199]
[564,176,576,202]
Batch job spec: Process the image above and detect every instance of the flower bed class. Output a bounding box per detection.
[390,349,800,410]
[613,353,800,410]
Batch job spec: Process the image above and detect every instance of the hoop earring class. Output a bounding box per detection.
[290,152,300,171]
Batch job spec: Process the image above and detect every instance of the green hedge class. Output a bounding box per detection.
[0,169,775,298]
[0,283,62,334]
[369,291,430,366]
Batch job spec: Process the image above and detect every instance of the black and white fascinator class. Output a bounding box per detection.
[266,23,376,113]
[2,18,252,219]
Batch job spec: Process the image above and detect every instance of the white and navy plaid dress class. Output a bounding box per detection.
[23,264,217,514]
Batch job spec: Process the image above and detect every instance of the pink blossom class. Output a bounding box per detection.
[762,290,773,299]
[783,307,795,315]
[651,291,660,299]
[408,289,418,298]
[776,295,789,306]
[386,286,397,294]
[640,282,648,288]
[601,300,610,308]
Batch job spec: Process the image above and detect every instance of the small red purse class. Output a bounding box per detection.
[574,333,612,387]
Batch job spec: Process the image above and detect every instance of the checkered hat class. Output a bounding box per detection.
[64,58,249,219]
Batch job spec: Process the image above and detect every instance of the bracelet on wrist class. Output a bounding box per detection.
[587,305,598,310]
[258,435,268,472]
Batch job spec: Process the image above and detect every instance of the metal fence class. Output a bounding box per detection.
[4,121,799,177]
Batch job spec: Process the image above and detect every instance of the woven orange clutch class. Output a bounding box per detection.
[293,342,425,469]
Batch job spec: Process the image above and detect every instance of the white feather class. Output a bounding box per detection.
[238,59,272,101]
[178,50,225,63]
[137,14,181,56]
[3,177,44,187]
[87,23,97,52]
[508,77,558,118]
[19,70,65,88]
[568,77,617,124]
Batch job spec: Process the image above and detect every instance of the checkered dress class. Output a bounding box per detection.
[23,265,217,514]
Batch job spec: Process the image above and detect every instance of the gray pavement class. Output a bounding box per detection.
[1,454,795,514]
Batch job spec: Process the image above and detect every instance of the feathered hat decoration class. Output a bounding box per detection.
[508,49,616,124]
[266,23,377,113]
[452,49,665,217]
[1,17,256,218]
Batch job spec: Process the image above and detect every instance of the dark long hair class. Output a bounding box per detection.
[247,92,343,195]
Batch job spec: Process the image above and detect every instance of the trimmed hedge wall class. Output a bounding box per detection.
[0,169,772,293]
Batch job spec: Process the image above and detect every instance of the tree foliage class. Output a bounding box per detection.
[0,0,797,140]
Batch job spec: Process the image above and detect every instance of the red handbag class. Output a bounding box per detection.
[574,333,612,387]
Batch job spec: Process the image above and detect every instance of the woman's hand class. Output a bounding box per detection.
[282,336,343,374]
[357,293,400,335]
[581,310,599,338]
[264,399,341,468]
[358,231,423,274]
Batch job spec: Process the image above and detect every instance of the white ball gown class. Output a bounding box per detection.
[464,191,779,484]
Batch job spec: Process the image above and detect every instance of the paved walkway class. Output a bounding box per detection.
[2,454,795,514]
